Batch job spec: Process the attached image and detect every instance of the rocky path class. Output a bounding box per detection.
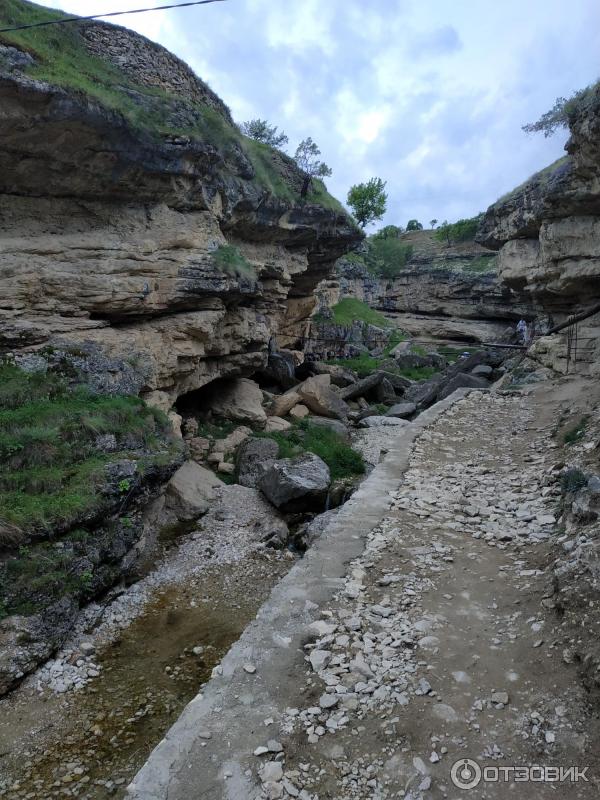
[130,386,600,799]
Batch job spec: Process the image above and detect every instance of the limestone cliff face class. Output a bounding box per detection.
[478,84,600,374]
[312,231,533,345]
[0,21,359,406]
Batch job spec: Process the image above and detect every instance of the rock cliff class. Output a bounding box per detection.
[478,83,600,374]
[310,230,533,347]
[0,4,360,408]
[0,1,359,693]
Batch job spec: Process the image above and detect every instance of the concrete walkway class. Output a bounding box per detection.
[128,386,600,799]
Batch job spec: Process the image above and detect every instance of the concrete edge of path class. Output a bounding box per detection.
[127,388,478,800]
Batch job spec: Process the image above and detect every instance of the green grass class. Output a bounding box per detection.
[464,254,497,273]
[496,156,569,205]
[325,352,438,380]
[0,362,174,533]
[259,420,365,482]
[563,416,589,445]
[326,298,392,329]
[212,244,256,278]
[0,1,345,211]
[0,532,93,616]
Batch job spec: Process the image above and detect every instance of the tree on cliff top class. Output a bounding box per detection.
[294,138,332,177]
[240,119,289,149]
[522,82,597,137]
[294,137,333,198]
[347,178,387,228]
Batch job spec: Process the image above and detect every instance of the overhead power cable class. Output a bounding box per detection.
[0,0,227,34]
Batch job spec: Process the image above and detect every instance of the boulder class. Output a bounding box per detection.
[188,436,211,460]
[394,353,432,369]
[289,404,310,419]
[237,438,279,488]
[358,416,412,428]
[297,375,349,420]
[306,416,351,442]
[220,425,253,456]
[164,461,224,521]
[375,377,397,404]
[404,376,444,408]
[436,372,489,401]
[471,364,493,377]
[209,378,266,427]
[379,371,413,392]
[258,351,299,390]
[385,402,417,419]
[311,362,357,388]
[259,453,331,511]
[265,416,292,433]
[269,390,301,417]
[340,372,383,401]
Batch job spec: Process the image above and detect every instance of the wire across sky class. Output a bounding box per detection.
[0,0,227,34]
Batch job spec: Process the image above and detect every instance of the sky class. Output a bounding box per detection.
[35,0,600,228]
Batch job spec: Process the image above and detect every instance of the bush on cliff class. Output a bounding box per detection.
[435,215,482,244]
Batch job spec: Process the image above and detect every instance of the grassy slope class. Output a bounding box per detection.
[495,155,569,205]
[0,364,176,535]
[327,298,393,328]
[0,0,344,209]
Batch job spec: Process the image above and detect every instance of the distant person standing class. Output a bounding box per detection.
[516,319,529,345]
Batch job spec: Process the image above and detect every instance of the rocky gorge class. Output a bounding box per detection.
[0,2,600,799]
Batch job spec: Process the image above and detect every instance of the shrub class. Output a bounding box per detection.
[239,119,288,148]
[365,236,413,278]
[328,298,392,329]
[563,417,589,445]
[212,245,255,278]
[522,82,598,137]
[260,420,365,482]
[435,215,482,244]
[561,468,588,494]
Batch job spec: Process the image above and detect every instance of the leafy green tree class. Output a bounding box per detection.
[346,177,387,228]
[406,219,423,231]
[365,237,413,278]
[522,83,596,137]
[239,119,289,148]
[434,215,482,244]
[294,137,332,178]
[372,224,403,240]
[429,219,438,229]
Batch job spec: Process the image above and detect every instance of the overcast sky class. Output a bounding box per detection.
[36,0,600,227]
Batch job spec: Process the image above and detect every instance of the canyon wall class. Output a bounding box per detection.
[0,22,359,410]
[478,85,600,375]
[310,231,533,346]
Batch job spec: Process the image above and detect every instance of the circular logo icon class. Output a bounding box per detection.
[451,758,482,790]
